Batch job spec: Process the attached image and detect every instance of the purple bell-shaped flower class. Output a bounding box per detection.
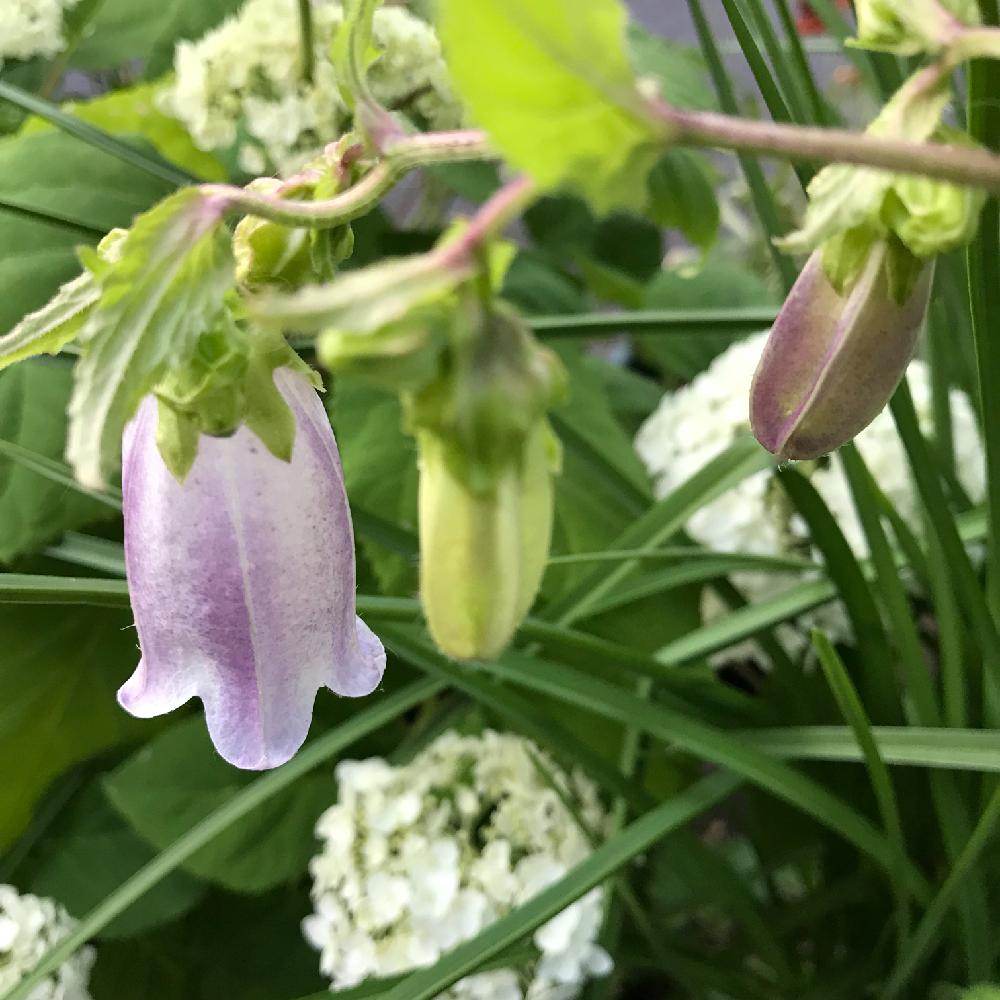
[118,368,385,769]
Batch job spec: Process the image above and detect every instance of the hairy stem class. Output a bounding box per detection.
[658,102,1000,192]
[204,130,491,227]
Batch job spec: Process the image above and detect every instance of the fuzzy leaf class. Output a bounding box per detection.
[0,271,97,371]
[66,189,233,487]
[438,0,663,214]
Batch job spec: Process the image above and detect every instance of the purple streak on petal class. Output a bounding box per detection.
[119,369,386,770]
[750,248,933,460]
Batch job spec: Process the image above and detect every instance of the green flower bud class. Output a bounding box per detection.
[751,240,933,460]
[418,419,559,660]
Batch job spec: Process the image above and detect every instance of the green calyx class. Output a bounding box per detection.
[851,0,980,56]
[233,142,358,292]
[154,318,320,481]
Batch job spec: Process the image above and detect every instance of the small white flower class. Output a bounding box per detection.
[0,885,94,1000]
[0,0,81,66]
[305,731,612,998]
[159,0,462,175]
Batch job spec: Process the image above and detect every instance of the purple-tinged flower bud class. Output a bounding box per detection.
[750,243,933,461]
[118,369,385,770]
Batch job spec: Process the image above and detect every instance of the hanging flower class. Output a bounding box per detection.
[303,730,612,999]
[0,885,94,1000]
[118,368,386,770]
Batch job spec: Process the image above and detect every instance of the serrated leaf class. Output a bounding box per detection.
[104,716,334,893]
[0,604,147,850]
[249,250,474,334]
[0,270,96,371]
[438,0,663,214]
[66,188,234,487]
[0,361,114,563]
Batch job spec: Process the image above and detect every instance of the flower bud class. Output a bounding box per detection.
[750,242,933,460]
[852,0,979,55]
[418,420,558,660]
[119,368,385,769]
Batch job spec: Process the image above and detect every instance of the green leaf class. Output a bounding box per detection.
[70,0,244,78]
[0,128,173,335]
[0,361,115,563]
[646,149,720,252]
[30,784,205,940]
[0,605,146,850]
[0,271,96,372]
[626,23,714,110]
[635,262,776,378]
[250,250,474,334]
[437,0,663,214]
[20,81,227,181]
[331,382,419,593]
[1,679,443,1000]
[66,188,234,487]
[104,716,333,893]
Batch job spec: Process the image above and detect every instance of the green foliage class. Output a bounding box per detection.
[70,0,243,77]
[104,717,333,893]
[30,784,205,939]
[20,82,227,181]
[0,361,113,563]
[0,128,172,335]
[437,0,664,213]
[0,605,145,850]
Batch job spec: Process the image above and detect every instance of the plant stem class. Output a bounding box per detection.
[658,102,1000,193]
[204,129,491,227]
[438,175,537,265]
[296,0,315,85]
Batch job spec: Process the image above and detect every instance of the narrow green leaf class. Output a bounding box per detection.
[0,574,129,608]
[528,307,779,338]
[883,783,1000,1000]
[390,628,931,900]
[744,725,1000,772]
[437,0,663,214]
[543,436,773,625]
[0,81,195,188]
[812,631,911,948]
[780,466,902,723]
[44,533,127,576]
[684,0,797,290]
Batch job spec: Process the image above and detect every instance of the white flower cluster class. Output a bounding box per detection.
[160,0,462,175]
[0,0,80,67]
[0,886,93,1000]
[634,332,985,648]
[304,730,612,1000]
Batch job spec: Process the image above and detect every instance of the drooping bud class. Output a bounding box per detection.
[418,419,560,660]
[750,241,933,460]
[119,368,385,769]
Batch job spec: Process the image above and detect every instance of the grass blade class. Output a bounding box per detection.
[0,81,195,188]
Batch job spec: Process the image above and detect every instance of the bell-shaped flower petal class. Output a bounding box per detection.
[119,369,385,770]
[750,244,933,460]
